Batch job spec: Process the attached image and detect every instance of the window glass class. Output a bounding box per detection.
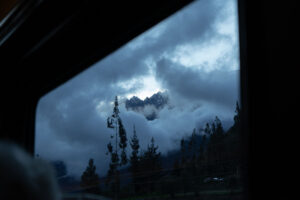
[35,0,244,199]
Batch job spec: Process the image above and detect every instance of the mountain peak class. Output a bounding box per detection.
[125,91,169,120]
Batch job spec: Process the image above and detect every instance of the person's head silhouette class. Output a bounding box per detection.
[0,141,61,200]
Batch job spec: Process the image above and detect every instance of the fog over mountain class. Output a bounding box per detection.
[125,92,169,120]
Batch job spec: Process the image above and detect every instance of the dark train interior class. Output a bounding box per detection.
[0,0,298,199]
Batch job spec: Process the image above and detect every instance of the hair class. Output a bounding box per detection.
[0,141,61,200]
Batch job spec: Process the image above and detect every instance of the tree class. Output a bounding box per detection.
[81,158,101,194]
[139,137,161,194]
[130,125,140,194]
[233,101,241,128]
[106,96,128,198]
[204,122,211,135]
[197,134,206,170]
[52,160,67,178]
[179,137,189,194]
[180,138,186,165]
[187,129,199,195]
[204,116,226,176]
[188,128,197,158]
[118,118,128,165]
[214,116,224,136]
[198,134,206,162]
[230,101,243,184]
[194,134,207,192]
[105,143,119,193]
[163,159,180,198]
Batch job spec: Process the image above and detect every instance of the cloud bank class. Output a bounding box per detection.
[35,0,240,177]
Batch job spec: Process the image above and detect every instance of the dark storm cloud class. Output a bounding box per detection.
[155,58,239,108]
[35,0,239,178]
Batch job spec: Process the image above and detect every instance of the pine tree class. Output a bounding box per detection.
[197,134,206,169]
[166,159,181,198]
[130,125,140,165]
[106,96,128,198]
[52,160,67,178]
[196,134,206,189]
[130,125,140,194]
[214,116,224,136]
[180,137,189,195]
[81,158,101,194]
[187,129,199,195]
[118,118,128,165]
[140,137,161,194]
[204,123,211,135]
[205,116,225,176]
[180,138,186,165]
[232,101,242,183]
[188,128,197,158]
[234,101,241,128]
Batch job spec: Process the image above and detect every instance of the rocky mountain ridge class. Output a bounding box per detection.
[125,92,169,120]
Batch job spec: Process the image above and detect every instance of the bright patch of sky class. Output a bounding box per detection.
[115,68,164,100]
[124,75,164,100]
[168,39,233,72]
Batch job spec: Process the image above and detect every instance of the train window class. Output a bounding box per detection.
[35,0,245,199]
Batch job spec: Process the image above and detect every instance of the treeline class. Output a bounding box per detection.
[79,97,244,199]
[160,102,243,197]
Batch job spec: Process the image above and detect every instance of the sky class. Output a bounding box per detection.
[35,0,240,178]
